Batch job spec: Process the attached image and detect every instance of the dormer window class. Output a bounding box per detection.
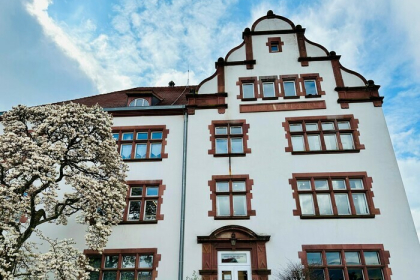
[129,98,150,107]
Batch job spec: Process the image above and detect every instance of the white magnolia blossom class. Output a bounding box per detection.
[0,104,128,279]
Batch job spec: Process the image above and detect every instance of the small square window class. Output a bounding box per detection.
[146,187,159,196]
[137,132,148,140]
[131,187,143,197]
[283,81,296,96]
[322,122,335,130]
[216,182,229,192]
[304,80,317,95]
[314,180,328,190]
[305,123,318,131]
[242,83,255,99]
[326,252,342,265]
[349,179,364,189]
[215,127,228,135]
[122,133,134,140]
[232,181,246,192]
[345,252,361,265]
[307,252,323,265]
[112,133,119,140]
[290,123,303,132]
[338,121,351,129]
[270,43,279,52]
[332,179,346,190]
[364,251,380,265]
[230,126,243,134]
[262,82,275,98]
[151,132,163,139]
[297,180,311,190]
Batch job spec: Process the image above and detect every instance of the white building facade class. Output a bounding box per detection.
[14,11,420,280]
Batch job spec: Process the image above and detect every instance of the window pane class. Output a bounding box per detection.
[89,271,100,280]
[335,194,351,215]
[308,135,321,151]
[353,194,369,215]
[89,256,101,268]
[326,252,341,265]
[150,143,162,158]
[136,132,148,140]
[297,180,311,190]
[232,181,246,192]
[151,131,163,139]
[215,139,228,154]
[350,179,364,189]
[243,83,255,98]
[120,271,135,280]
[290,123,302,132]
[146,187,159,196]
[328,269,344,280]
[310,269,325,280]
[216,196,230,216]
[139,255,153,268]
[292,136,305,151]
[128,201,141,220]
[121,144,132,159]
[307,252,323,265]
[367,269,384,280]
[345,252,361,265]
[338,121,351,129]
[283,81,296,96]
[233,195,247,216]
[321,122,335,130]
[324,134,338,150]
[215,127,227,135]
[263,82,275,97]
[299,194,315,215]
[122,255,136,268]
[135,144,147,159]
[102,271,117,280]
[131,187,143,196]
[112,133,119,140]
[304,80,317,95]
[364,251,380,265]
[332,180,346,190]
[104,255,119,268]
[315,180,328,190]
[138,272,152,280]
[271,44,279,52]
[347,269,363,280]
[216,182,229,192]
[231,138,244,153]
[341,133,354,149]
[144,200,157,220]
[317,194,333,215]
[306,123,318,131]
[230,126,243,134]
[122,133,134,140]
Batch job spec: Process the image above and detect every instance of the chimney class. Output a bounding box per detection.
[168,81,175,87]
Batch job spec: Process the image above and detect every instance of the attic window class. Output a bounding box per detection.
[129,98,149,107]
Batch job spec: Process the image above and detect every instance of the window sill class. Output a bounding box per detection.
[291,149,360,155]
[119,220,158,225]
[300,214,375,219]
[214,153,246,157]
[241,98,258,101]
[214,216,250,220]
[262,96,278,100]
[123,158,163,162]
[305,94,321,98]
[283,96,300,99]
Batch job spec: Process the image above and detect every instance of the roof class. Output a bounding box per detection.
[57,85,197,108]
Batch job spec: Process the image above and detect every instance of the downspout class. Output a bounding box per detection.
[178,110,188,280]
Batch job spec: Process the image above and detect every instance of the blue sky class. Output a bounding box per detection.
[1,0,420,238]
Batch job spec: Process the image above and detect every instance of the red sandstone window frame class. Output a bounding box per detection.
[120,180,165,224]
[299,244,391,280]
[236,77,258,101]
[208,120,251,157]
[85,248,161,280]
[113,126,169,161]
[208,175,256,220]
[299,73,325,97]
[290,172,380,219]
[258,75,280,100]
[283,115,365,154]
[266,37,284,53]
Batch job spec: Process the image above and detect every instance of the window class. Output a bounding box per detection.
[262,82,275,98]
[208,175,255,219]
[300,73,325,97]
[301,245,391,280]
[113,126,169,161]
[283,115,365,154]
[266,37,284,53]
[129,98,150,107]
[121,181,165,224]
[208,120,251,157]
[85,248,160,280]
[258,76,279,99]
[290,173,380,218]
[279,75,300,98]
[236,77,258,100]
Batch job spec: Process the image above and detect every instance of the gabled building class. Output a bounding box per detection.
[37,10,420,280]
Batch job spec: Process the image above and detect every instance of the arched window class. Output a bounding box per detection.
[129,98,149,107]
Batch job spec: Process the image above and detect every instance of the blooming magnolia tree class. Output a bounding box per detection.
[0,104,128,279]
